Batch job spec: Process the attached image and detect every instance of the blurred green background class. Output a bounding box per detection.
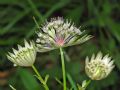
[0,0,120,90]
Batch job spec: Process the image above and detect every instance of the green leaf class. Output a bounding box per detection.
[55,77,70,90]
[18,68,42,90]
[77,84,83,90]
[44,74,49,84]
[67,73,77,90]
[66,6,83,25]
[55,77,63,86]
[45,0,71,18]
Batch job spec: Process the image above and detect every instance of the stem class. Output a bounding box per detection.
[60,48,67,90]
[9,85,16,90]
[32,65,49,90]
[84,80,91,89]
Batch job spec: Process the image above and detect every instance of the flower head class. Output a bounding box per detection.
[85,52,114,80]
[36,17,92,52]
[7,40,36,67]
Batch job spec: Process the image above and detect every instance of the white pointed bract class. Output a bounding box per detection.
[85,52,114,80]
[7,40,36,67]
[36,17,92,52]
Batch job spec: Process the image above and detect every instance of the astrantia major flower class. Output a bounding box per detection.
[7,40,36,67]
[85,52,114,80]
[36,17,92,52]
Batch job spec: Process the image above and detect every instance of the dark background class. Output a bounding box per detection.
[0,0,120,90]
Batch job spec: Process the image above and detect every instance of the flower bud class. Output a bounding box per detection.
[7,40,36,67]
[85,52,114,80]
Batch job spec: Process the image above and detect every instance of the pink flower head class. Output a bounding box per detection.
[55,36,65,46]
[36,17,92,52]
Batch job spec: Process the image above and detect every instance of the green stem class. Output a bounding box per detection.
[32,65,49,90]
[9,85,16,90]
[84,80,91,89]
[27,0,44,22]
[60,48,67,90]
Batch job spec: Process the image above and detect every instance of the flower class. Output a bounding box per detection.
[7,40,36,67]
[85,52,115,80]
[36,17,92,52]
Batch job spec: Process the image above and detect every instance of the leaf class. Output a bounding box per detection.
[55,77,70,90]
[55,77,63,86]
[45,0,71,18]
[66,6,83,25]
[77,84,83,90]
[27,0,44,22]
[18,68,42,90]
[44,74,49,84]
[67,73,77,90]
[82,80,91,89]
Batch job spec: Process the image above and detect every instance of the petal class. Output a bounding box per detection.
[85,56,89,65]
[24,40,30,48]
[18,45,22,50]
[108,60,114,67]
[91,54,95,61]
[12,48,18,55]
[8,52,15,58]
[96,52,103,60]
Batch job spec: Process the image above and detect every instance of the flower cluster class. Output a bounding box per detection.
[36,17,92,52]
[85,52,114,80]
[7,40,36,67]
[6,17,114,82]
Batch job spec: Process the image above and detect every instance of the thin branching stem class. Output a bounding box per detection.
[32,65,49,90]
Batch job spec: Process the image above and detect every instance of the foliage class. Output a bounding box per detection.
[0,0,120,90]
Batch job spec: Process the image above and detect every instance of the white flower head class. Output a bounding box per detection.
[36,17,92,52]
[85,52,114,80]
[7,40,36,67]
